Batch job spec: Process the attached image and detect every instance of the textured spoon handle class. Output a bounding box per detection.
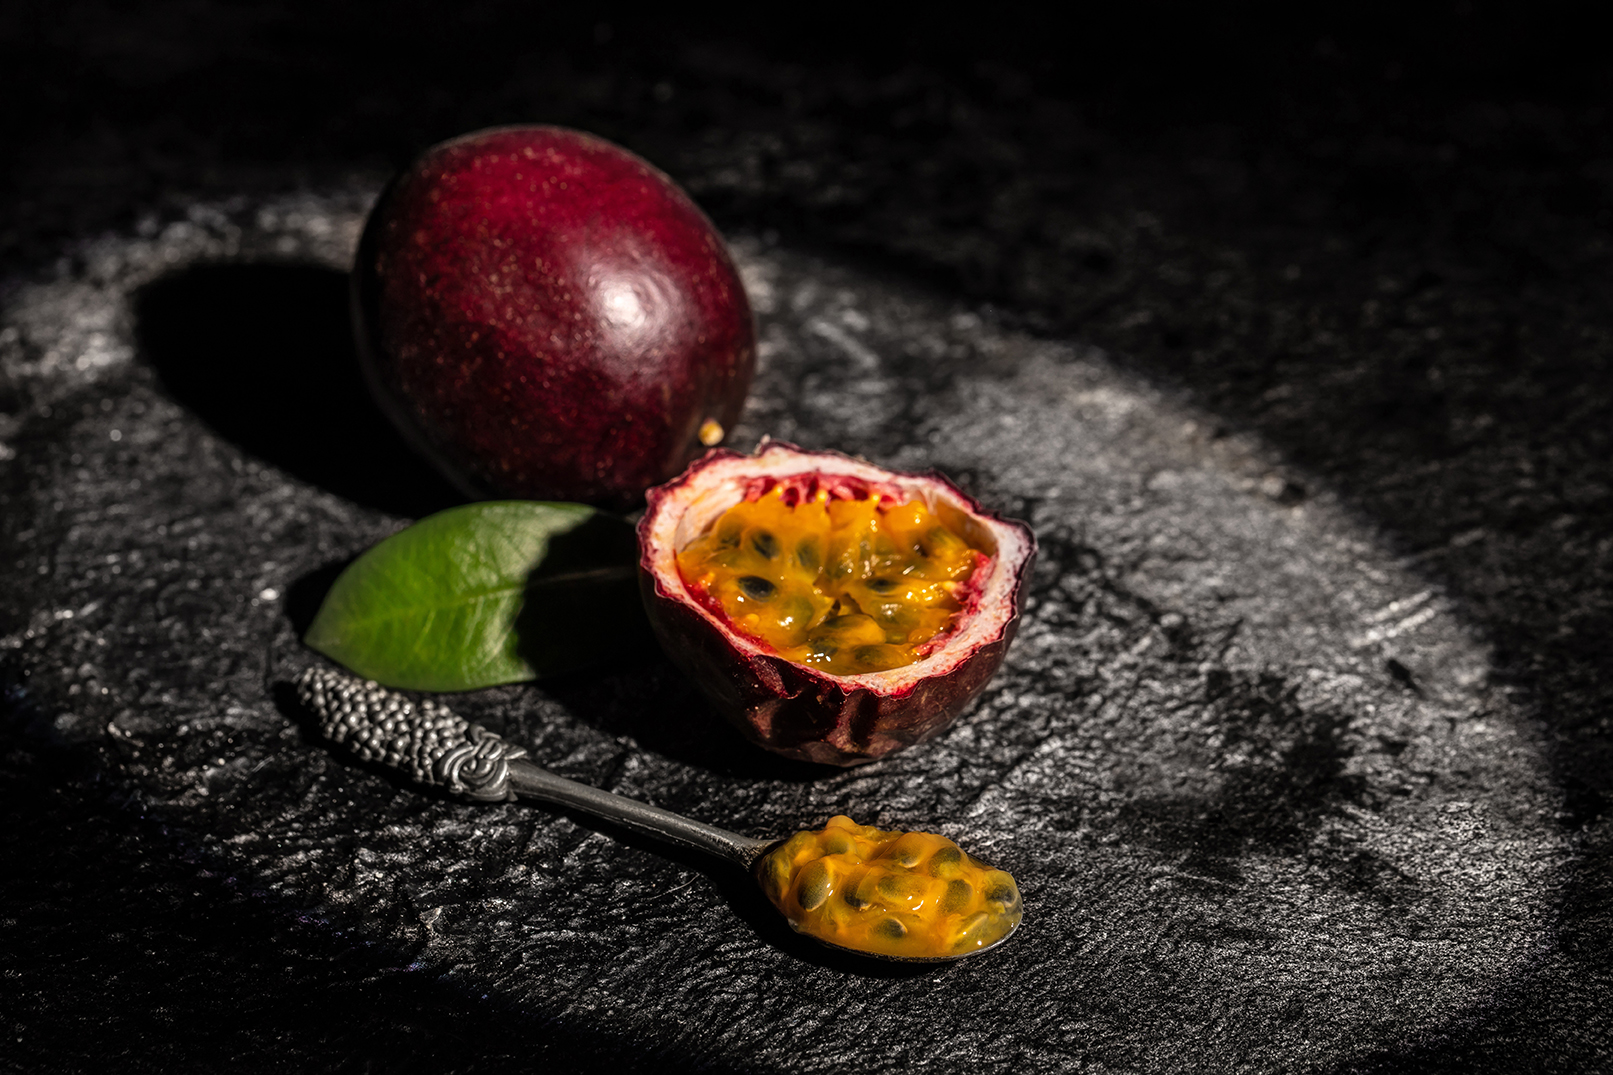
[292,665,774,868]
[294,666,527,802]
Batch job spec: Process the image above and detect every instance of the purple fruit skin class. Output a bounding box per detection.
[353,125,756,510]
[638,447,1034,766]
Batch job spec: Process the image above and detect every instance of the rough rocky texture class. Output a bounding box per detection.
[2,7,1611,1073]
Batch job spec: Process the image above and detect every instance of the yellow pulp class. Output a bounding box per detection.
[759,815,1022,959]
[675,486,981,676]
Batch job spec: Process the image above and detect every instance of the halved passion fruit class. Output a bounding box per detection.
[638,442,1035,765]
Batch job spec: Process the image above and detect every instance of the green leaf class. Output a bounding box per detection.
[304,501,643,691]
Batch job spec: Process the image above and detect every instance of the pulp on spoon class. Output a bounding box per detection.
[757,815,1022,959]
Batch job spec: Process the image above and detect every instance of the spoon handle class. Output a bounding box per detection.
[504,759,773,867]
[293,666,774,870]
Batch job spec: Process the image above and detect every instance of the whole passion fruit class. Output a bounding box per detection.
[353,125,756,510]
[638,443,1035,765]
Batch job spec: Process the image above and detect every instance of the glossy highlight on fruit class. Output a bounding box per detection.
[353,125,756,510]
[639,442,1035,765]
[759,815,1022,960]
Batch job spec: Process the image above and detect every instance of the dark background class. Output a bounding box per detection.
[3,3,1611,1071]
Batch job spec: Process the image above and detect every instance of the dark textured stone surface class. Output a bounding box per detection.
[2,6,1611,1073]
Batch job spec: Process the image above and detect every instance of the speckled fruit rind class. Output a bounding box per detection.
[352,125,756,510]
[638,443,1035,765]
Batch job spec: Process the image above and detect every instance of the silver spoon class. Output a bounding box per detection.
[293,665,1019,963]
